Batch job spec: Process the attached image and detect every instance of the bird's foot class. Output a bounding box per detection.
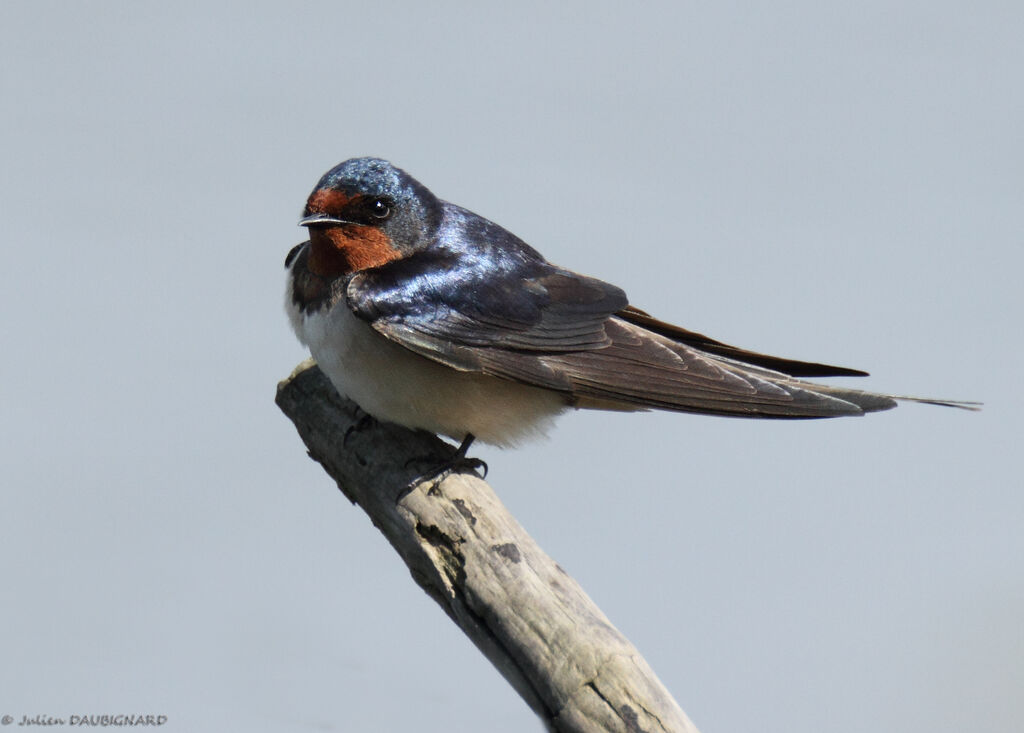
[398,434,487,501]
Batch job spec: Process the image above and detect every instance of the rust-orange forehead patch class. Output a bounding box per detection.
[306,188,354,214]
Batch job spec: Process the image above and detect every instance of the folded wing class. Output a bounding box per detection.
[346,250,962,418]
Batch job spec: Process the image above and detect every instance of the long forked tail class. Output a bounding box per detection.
[613,306,981,416]
[655,347,984,418]
[705,358,983,418]
[889,395,982,411]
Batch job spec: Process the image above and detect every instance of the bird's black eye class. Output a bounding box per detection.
[370,198,391,220]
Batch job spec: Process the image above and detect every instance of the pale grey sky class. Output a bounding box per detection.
[2,3,1020,732]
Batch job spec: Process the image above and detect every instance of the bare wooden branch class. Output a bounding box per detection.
[276,360,701,733]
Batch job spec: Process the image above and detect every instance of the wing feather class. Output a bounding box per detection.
[347,242,902,419]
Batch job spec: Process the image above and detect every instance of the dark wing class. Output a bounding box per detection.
[347,245,898,418]
[346,244,628,358]
[615,305,869,377]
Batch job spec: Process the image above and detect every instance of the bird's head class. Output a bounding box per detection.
[299,157,442,277]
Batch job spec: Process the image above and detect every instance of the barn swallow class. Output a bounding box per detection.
[285,157,977,460]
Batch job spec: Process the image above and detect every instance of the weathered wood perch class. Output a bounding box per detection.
[276,360,701,733]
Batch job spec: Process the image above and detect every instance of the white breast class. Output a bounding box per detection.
[285,279,569,447]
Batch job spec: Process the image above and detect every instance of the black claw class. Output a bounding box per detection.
[450,434,488,478]
[398,434,487,501]
[444,432,487,479]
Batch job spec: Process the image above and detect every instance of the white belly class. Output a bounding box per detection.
[287,292,569,447]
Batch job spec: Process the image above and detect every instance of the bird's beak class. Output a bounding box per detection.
[299,213,352,228]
